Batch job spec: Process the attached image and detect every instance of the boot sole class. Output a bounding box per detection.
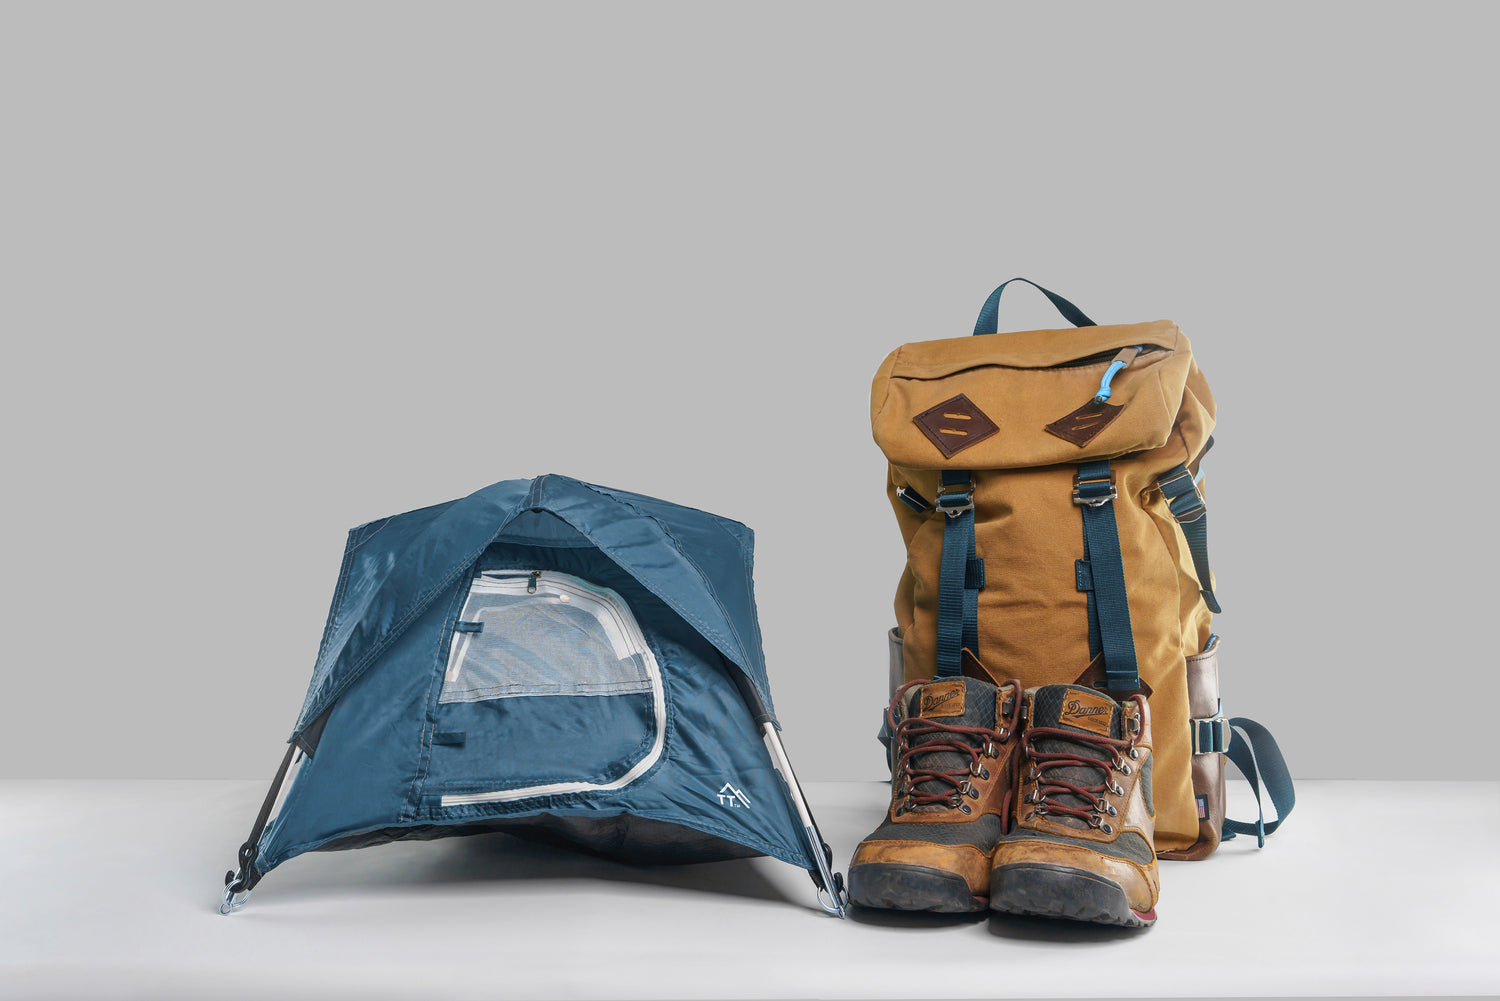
[990,862,1157,928]
[847,862,988,913]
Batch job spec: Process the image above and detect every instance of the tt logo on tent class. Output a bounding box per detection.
[716,783,752,808]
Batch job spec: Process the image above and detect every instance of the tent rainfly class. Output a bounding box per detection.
[221,475,848,916]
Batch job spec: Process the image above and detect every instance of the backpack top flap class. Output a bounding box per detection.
[871,320,1197,470]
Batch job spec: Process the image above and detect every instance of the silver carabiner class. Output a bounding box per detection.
[220,882,251,915]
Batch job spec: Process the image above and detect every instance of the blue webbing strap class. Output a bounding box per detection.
[896,485,931,514]
[1073,460,1140,692]
[1157,464,1223,614]
[1074,559,1103,663]
[935,470,981,677]
[1222,717,1296,847]
[972,278,1097,336]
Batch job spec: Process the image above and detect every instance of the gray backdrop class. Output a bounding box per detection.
[2,2,1492,782]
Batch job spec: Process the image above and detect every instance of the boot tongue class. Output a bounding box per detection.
[1030,684,1122,740]
[898,677,998,808]
[1028,685,1122,829]
[960,648,1005,686]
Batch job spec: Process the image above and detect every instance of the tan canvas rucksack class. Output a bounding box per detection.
[870,279,1292,859]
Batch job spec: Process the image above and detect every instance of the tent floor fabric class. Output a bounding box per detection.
[317,812,764,866]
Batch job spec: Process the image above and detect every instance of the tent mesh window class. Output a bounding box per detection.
[440,571,657,703]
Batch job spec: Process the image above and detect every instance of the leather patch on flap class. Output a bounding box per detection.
[1057,687,1116,736]
[1044,399,1123,448]
[918,679,966,718]
[913,394,998,458]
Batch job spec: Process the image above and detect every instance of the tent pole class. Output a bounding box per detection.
[220,742,298,915]
[759,723,848,918]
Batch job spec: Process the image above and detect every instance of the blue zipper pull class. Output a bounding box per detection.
[1094,346,1143,403]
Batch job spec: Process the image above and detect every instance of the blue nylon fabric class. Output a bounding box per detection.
[259,480,811,875]
[425,692,658,793]
[257,541,809,871]
[971,278,1097,335]
[293,475,774,736]
[896,486,931,513]
[266,577,468,857]
[1221,717,1296,847]
[1076,558,1103,660]
[1076,460,1140,691]
[935,471,977,677]
[1156,464,1223,614]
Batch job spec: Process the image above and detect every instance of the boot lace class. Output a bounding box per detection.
[1021,693,1146,834]
[888,678,1022,816]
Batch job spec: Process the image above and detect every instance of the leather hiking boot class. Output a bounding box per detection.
[990,684,1160,927]
[848,661,1023,913]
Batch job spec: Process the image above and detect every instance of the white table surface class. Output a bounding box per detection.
[2,779,1496,999]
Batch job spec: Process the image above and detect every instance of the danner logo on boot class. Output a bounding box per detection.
[919,680,966,718]
[1058,687,1116,736]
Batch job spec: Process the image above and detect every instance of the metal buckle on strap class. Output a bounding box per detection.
[1191,716,1230,754]
[1159,468,1206,520]
[1157,468,1196,496]
[1072,472,1117,508]
[935,487,975,518]
[1171,493,1206,521]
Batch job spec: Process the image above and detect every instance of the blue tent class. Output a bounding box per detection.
[222,475,847,916]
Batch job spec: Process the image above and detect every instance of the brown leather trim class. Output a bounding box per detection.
[991,839,1158,913]
[852,841,991,895]
[918,679,965,718]
[1056,688,1115,737]
[1044,398,1124,447]
[887,627,904,701]
[1185,639,1220,720]
[1072,653,1153,699]
[1161,638,1226,860]
[912,393,999,458]
[1158,745,1225,861]
[960,647,1001,686]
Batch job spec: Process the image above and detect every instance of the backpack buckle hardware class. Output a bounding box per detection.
[1072,472,1118,508]
[935,485,975,518]
[1191,716,1230,754]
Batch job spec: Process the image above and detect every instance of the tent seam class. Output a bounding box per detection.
[293,496,529,739]
[405,580,470,819]
[578,482,756,681]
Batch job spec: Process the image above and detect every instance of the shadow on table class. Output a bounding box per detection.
[231,832,793,912]
[986,911,1142,944]
[846,904,987,931]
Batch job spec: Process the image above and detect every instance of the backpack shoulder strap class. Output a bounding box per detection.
[1074,460,1141,692]
[1156,462,1223,613]
[1222,718,1295,847]
[934,471,982,676]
